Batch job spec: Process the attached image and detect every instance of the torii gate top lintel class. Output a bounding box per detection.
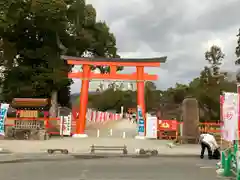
[61,55,167,67]
[61,55,167,62]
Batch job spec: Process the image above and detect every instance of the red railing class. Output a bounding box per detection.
[5,116,223,139]
[4,109,123,136]
[157,120,222,140]
[5,117,61,135]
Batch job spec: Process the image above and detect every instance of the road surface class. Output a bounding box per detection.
[0,118,200,155]
[0,156,223,180]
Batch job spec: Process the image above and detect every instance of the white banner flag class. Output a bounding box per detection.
[222,92,238,141]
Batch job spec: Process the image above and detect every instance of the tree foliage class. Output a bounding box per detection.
[0,0,119,106]
[235,29,240,82]
[236,28,240,62]
[88,89,136,112]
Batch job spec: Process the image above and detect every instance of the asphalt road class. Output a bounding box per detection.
[0,156,224,180]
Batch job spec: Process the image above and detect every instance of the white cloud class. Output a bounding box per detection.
[70,0,240,93]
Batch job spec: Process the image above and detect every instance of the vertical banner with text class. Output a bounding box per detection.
[0,103,9,136]
[137,105,145,136]
[222,92,238,141]
[146,116,157,138]
[60,114,72,136]
[237,84,240,142]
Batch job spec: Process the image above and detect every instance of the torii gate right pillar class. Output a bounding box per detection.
[137,66,146,133]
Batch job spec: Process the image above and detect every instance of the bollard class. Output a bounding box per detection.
[238,165,240,180]
[224,151,232,177]
[236,151,240,180]
[97,129,100,137]
[109,129,113,136]
[122,132,126,139]
[234,143,238,154]
[221,151,225,169]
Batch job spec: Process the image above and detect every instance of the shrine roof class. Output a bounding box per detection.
[61,55,167,63]
[11,98,49,108]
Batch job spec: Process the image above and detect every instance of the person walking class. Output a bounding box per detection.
[199,133,220,159]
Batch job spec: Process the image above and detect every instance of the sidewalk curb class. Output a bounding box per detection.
[0,150,12,154]
[72,153,200,158]
[1,152,200,157]
[157,154,199,158]
[0,153,200,163]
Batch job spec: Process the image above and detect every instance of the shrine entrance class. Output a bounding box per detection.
[62,56,167,137]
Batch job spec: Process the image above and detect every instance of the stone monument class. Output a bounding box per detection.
[182,97,199,143]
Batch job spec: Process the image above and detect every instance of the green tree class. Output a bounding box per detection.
[0,0,69,105]
[205,45,224,77]
[235,29,240,82]
[0,0,119,109]
[195,45,225,120]
[235,28,240,64]
[196,46,222,120]
[145,81,158,112]
[88,89,136,112]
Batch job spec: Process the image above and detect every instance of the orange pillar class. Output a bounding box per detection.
[136,66,146,135]
[74,64,90,137]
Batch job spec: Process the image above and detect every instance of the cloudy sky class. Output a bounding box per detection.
[71,0,240,93]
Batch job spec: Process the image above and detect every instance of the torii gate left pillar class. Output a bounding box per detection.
[62,56,167,138]
[76,64,91,137]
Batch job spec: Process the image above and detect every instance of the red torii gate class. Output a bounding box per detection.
[62,56,167,137]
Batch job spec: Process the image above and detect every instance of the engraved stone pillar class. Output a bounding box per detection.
[49,91,59,133]
[182,98,199,144]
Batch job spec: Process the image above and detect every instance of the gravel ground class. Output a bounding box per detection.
[85,119,138,138]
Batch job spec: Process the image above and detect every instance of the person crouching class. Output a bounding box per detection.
[199,133,220,160]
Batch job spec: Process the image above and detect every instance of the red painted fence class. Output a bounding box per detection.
[4,108,122,136]
[157,120,222,139]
